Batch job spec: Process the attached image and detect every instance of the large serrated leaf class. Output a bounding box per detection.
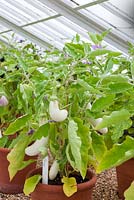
[68,120,81,173]
[4,114,31,135]
[91,132,107,162]
[111,119,132,143]
[97,136,134,173]
[7,133,31,180]
[74,118,90,178]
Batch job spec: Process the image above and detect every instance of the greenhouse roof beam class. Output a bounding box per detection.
[101,2,134,26]
[0,0,109,36]
[0,37,9,46]
[0,16,52,49]
[39,0,130,53]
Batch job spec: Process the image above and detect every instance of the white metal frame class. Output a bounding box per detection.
[0,16,52,49]
[38,0,132,53]
[0,0,133,52]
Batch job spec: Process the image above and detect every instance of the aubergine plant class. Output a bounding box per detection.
[0,41,48,173]
[2,32,134,197]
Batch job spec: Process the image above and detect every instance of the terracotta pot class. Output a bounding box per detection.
[0,147,37,194]
[28,167,97,200]
[116,158,134,199]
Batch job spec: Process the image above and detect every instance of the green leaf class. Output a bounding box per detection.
[89,49,121,58]
[108,51,122,57]
[68,118,90,178]
[16,55,28,71]
[74,118,91,178]
[75,34,80,43]
[104,58,113,73]
[89,49,111,57]
[124,181,134,200]
[95,110,131,130]
[4,114,31,135]
[101,75,129,85]
[32,123,49,140]
[8,134,23,149]
[23,175,42,196]
[91,132,107,162]
[91,94,115,112]
[19,159,36,171]
[20,84,33,107]
[77,79,99,94]
[7,133,31,180]
[96,29,111,42]
[66,144,76,169]
[0,106,8,117]
[109,82,133,93]
[88,33,98,44]
[62,176,77,197]
[65,43,84,59]
[97,136,134,173]
[68,120,81,172]
[49,123,60,157]
[83,42,91,55]
[111,119,132,142]
[0,136,8,148]
[131,61,134,80]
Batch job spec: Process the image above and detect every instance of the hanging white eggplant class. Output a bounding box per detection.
[89,118,108,134]
[49,160,59,180]
[49,100,68,122]
[25,136,48,156]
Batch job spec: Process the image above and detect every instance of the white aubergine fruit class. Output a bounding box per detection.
[90,118,108,134]
[49,160,59,180]
[25,136,48,156]
[49,100,68,122]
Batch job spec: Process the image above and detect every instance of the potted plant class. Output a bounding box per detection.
[0,40,45,194]
[4,32,134,199]
[112,42,134,200]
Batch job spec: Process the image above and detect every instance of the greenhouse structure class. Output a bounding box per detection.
[0,0,134,200]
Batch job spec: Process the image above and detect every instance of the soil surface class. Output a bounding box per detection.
[48,171,89,185]
[0,168,121,200]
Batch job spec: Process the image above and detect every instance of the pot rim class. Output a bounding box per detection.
[0,147,10,153]
[27,167,97,193]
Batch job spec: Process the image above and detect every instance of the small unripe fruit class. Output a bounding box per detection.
[49,160,59,180]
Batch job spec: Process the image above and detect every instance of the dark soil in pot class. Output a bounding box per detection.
[28,167,97,200]
[48,171,89,185]
[116,158,134,199]
[0,147,37,194]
